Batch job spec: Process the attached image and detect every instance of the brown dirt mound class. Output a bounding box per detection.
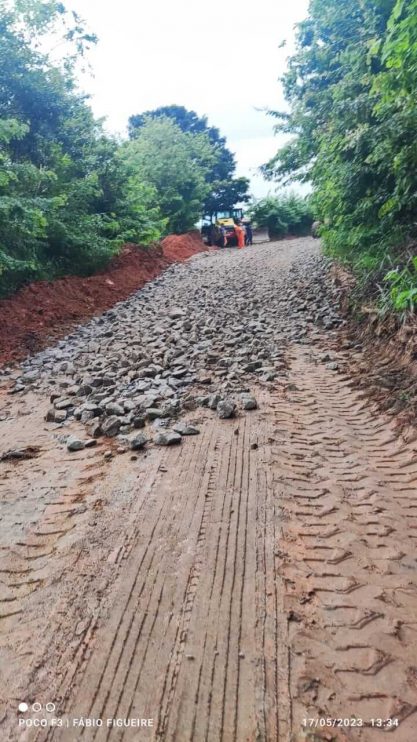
[0,232,206,366]
[161,230,206,261]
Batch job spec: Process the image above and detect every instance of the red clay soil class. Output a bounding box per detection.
[0,231,206,366]
[161,231,207,261]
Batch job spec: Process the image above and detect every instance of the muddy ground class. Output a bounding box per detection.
[1,238,417,741]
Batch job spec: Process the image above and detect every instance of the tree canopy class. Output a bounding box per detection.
[122,116,218,234]
[0,0,165,296]
[264,0,417,311]
[129,105,250,216]
[0,4,250,298]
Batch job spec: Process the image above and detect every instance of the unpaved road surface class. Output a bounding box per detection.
[1,239,417,741]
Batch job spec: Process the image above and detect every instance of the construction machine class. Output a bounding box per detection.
[201,209,244,247]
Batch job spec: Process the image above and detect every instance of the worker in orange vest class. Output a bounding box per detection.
[234,221,245,249]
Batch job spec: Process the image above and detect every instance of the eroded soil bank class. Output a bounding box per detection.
[330,265,417,434]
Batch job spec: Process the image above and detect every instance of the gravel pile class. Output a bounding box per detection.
[3,240,344,450]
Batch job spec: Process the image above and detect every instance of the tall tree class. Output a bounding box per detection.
[129,105,250,215]
[0,0,164,296]
[122,116,218,233]
[265,0,417,312]
[263,0,408,267]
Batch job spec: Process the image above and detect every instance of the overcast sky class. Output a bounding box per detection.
[66,0,309,198]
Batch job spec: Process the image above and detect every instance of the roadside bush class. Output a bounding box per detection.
[248,193,313,239]
[382,255,417,315]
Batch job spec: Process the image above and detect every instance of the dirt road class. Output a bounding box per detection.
[1,239,417,741]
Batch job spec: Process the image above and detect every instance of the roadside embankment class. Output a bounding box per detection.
[0,232,206,365]
[331,264,417,433]
[344,313,417,431]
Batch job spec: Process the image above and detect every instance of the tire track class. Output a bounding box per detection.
[35,401,283,742]
[272,346,417,741]
[3,239,417,742]
[30,343,417,742]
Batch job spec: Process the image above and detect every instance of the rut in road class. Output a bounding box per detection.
[1,239,416,742]
[38,351,417,742]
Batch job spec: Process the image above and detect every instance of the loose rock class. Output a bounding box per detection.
[101,416,121,437]
[67,436,85,452]
[45,408,67,423]
[173,422,200,436]
[54,398,74,410]
[154,431,182,446]
[217,399,236,419]
[241,395,258,411]
[15,239,343,448]
[129,433,148,450]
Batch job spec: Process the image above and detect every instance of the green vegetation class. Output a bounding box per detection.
[0,5,246,298]
[122,117,218,234]
[248,193,313,239]
[0,0,165,297]
[264,0,417,312]
[128,105,250,218]
[383,258,417,314]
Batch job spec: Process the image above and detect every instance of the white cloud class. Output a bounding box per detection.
[66,0,309,197]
